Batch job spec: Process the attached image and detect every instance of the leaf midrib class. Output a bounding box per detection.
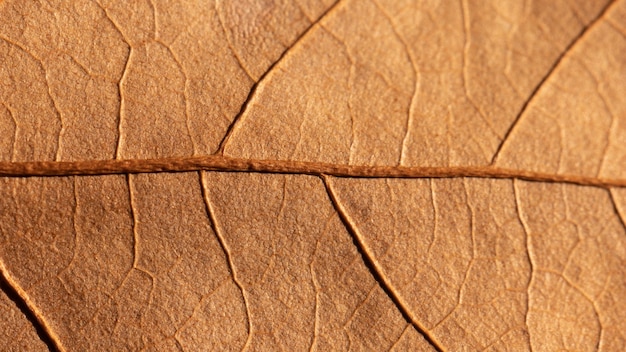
[0,156,624,189]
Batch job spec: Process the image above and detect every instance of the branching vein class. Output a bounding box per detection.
[199,172,253,351]
[322,175,446,352]
[0,260,66,352]
[490,0,619,165]
[214,0,343,155]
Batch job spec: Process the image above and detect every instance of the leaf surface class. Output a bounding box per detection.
[0,0,625,351]
[0,284,48,351]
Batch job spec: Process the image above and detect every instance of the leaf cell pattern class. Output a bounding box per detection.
[0,0,625,351]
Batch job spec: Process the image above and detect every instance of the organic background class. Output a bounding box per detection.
[0,0,625,351]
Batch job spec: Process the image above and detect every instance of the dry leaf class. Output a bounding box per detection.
[0,0,625,351]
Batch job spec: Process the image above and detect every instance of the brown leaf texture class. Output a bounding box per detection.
[0,0,625,351]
